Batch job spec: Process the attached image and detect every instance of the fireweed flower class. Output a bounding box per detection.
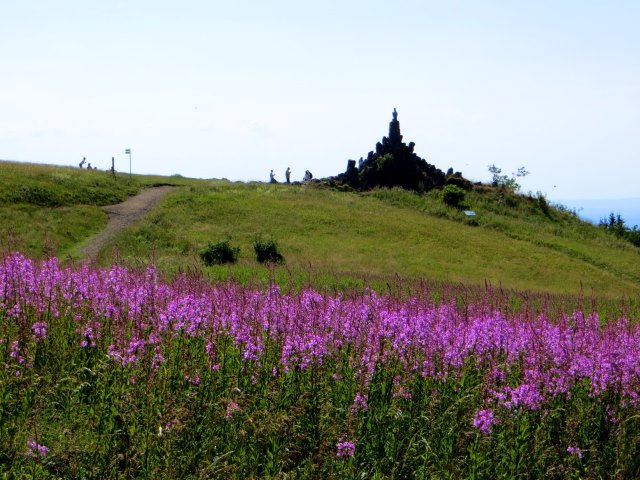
[567,446,583,459]
[336,438,356,458]
[3,254,640,428]
[350,392,369,414]
[31,321,48,340]
[225,401,240,419]
[473,408,496,435]
[26,438,48,459]
[9,341,22,362]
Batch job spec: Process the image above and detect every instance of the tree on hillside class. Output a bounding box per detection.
[599,212,640,247]
[488,164,530,192]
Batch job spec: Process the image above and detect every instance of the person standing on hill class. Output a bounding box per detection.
[270,170,276,183]
[285,167,291,184]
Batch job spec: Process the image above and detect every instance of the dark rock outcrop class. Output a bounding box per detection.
[339,109,447,192]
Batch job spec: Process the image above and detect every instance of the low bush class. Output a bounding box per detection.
[200,239,240,265]
[537,192,551,218]
[442,184,466,208]
[254,235,284,264]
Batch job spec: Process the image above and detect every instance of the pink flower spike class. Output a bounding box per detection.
[336,439,356,458]
[567,446,583,459]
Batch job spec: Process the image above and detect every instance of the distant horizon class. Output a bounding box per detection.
[555,198,640,228]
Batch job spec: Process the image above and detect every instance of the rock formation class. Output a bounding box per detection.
[340,109,446,192]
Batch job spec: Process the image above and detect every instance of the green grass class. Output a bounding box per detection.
[0,161,192,259]
[101,181,640,297]
[0,204,107,259]
[2,160,640,298]
[2,155,640,478]
[2,259,638,478]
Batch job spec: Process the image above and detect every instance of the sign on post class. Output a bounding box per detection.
[125,149,132,178]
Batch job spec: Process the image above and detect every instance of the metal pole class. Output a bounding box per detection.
[125,148,131,178]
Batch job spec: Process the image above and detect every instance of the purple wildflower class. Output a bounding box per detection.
[26,438,49,459]
[225,401,240,419]
[473,408,496,435]
[31,321,48,340]
[336,438,356,458]
[350,392,368,414]
[9,341,21,361]
[567,446,583,459]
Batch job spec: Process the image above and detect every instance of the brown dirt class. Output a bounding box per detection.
[79,186,174,260]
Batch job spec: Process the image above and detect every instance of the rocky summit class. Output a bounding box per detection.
[340,108,447,192]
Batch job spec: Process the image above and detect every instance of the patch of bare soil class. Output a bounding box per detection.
[79,186,174,260]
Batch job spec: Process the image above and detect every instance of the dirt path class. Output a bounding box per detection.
[79,186,174,260]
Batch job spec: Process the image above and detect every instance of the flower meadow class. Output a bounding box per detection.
[1,252,639,479]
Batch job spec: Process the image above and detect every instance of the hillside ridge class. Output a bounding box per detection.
[1,160,638,297]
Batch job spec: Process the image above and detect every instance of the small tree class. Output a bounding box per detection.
[488,164,529,192]
[442,184,466,208]
[599,213,626,238]
[200,240,240,266]
[253,235,284,264]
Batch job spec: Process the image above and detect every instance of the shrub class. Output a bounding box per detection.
[254,235,284,264]
[487,164,529,192]
[442,184,466,208]
[200,240,240,266]
[536,192,551,218]
[14,185,61,206]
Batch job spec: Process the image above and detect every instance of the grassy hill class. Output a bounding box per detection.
[0,161,190,258]
[1,160,639,297]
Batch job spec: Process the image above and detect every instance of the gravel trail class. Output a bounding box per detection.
[79,186,174,260]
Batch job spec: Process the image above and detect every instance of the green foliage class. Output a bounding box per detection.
[0,205,106,259]
[0,161,195,260]
[600,212,640,247]
[600,212,627,238]
[1,283,639,478]
[0,162,142,206]
[537,191,552,218]
[488,164,530,192]
[2,161,640,296]
[100,181,640,296]
[442,184,466,208]
[253,235,284,264]
[200,239,240,266]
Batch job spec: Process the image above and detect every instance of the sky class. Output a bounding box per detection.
[1,1,639,210]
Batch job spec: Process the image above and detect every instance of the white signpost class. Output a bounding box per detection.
[125,149,131,178]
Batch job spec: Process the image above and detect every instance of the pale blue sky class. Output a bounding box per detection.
[1,1,638,203]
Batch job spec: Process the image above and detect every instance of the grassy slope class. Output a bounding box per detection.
[0,161,191,258]
[1,160,639,296]
[102,181,640,297]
